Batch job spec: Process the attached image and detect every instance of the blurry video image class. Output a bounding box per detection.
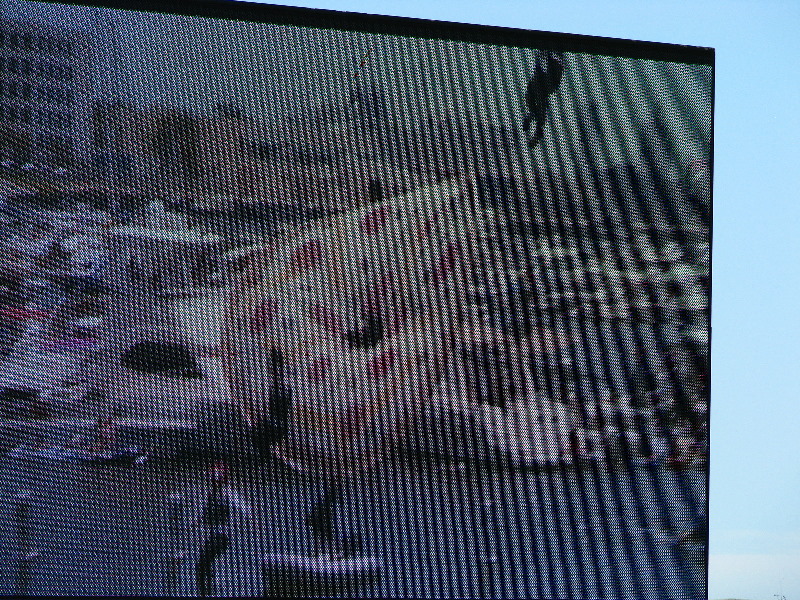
[0,2,710,597]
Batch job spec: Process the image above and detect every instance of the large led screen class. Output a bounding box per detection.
[0,0,712,597]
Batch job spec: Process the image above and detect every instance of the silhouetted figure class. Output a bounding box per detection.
[196,471,230,597]
[14,490,38,596]
[252,348,293,456]
[617,430,633,466]
[305,480,363,558]
[522,50,564,147]
[568,428,582,465]
[306,480,341,551]
[257,350,364,561]
[634,413,654,460]
[344,312,384,349]
[195,461,249,597]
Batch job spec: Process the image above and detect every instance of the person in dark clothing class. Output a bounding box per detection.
[196,470,228,596]
[195,461,249,597]
[634,413,654,461]
[257,348,363,559]
[305,479,363,558]
[252,348,293,456]
[616,430,633,465]
[522,50,564,148]
[306,480,341,551]
[568,429,582,465]
[196,529,228,597]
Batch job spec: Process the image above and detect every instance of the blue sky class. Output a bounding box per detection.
[5,0,799,597]
[254,2,800,598]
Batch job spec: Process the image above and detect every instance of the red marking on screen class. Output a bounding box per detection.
[306,355,331,383]
[360,207,390,234]
[384,316,401,335]
[415,216,438,243]
[368,349,394,377]
[291,239,322,271]
[340,403,361,438]
[0,307,48,321]
[689,158,708,171]
[310,303,341,333]
[428,243,460,283]
[249,299,277,333]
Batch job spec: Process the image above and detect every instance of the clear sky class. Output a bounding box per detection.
[248,2,800,598]
[4,0,798,597]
